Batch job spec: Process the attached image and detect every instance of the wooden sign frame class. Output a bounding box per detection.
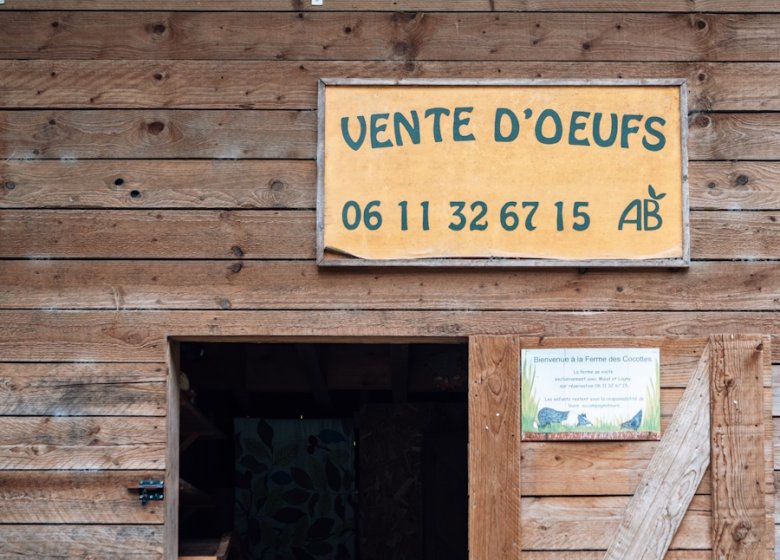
[316,78,690,268]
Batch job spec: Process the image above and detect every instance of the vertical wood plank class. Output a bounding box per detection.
[468,335,520,560]
[603,341,712,560]
[164,340,180,560]
[710,334,769,559]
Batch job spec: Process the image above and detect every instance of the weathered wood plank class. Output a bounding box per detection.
[710,334,769,557]
[689,161,780,211]
[689,113,780,160]
[0,110,315,160]
[1,260,778,312]
[1,60,779,112]
[8,0,780,11]
[0,525,164,559]
[0,210,315,259]
[0,160,314,209]
[603,342,711,559]
[0,13,777,62]
[0,471,165,523]
[0,362,166,416]
[1,311,779,362]
[3,160,778,211]
[692,211,780,260]
[0,416,166,469]
[525,495,712,550]
[1,210,778,259]
[1,110,779,161]
[468,335,520,560]
[520,441,715,496]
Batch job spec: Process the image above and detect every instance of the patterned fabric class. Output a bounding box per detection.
[234,418,355,560]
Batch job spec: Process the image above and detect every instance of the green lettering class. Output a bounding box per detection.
[424,107,451,143]
[370,113,392,149]
[494,108,519,142]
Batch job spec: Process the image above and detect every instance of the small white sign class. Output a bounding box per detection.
[521,347,660,441]
[312,0,323,5]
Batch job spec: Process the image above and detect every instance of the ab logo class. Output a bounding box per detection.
[618,185,666,231]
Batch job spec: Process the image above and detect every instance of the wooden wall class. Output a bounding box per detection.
[0,1,778,558]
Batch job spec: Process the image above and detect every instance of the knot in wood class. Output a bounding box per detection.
[732,520,751,541]
[486,374,502,395]
[147,121,165,135]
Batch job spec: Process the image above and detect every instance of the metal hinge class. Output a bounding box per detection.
[138,480,165,505]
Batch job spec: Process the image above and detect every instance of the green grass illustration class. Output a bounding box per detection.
[520,360,539,432]
[639,358,661,433]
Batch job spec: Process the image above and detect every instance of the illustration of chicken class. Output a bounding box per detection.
[536,407,569,429]
[620,409,643,430]
[576,413,593,427]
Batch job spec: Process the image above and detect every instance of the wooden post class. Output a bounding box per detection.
[710,334,769,559]
[468,335,521,559]
[165,340,180,560]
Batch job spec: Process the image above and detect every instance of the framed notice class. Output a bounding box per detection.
[521,348,661,441]
[317,79,688,267]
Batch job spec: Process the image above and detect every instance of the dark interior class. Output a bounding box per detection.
[178,341,469,560]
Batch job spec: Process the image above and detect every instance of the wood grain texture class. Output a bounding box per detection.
[1,260,778,312]
[0,210,315,259]
[0,416,165,470]
[1,110,780,161]
[603,342,711,559]
[1,60,779,111]
[0,13,778,62]
[710,334,770,557]
[468,335,520,560]
[8,0,780,11]
[521,440,713,496]
[0,110,315,160]
[689,161,780,210]
[1,210,778,259]
[0,471,165,523]
[526,495,712,550]
[2,160,778,210]
[1,310,779,362]
[688,113,780,160]
[0,362,166,416]
[0,160,314,209]
[0,525,163,559]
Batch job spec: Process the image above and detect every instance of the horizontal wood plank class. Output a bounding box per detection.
[0,260,778,312]
[7,0,780,11]
[688,112,780,160]
[522,495,712,550]
[0,416,166,469]
[2,160,779,211]
[0,362,166,416]
[0,13,778,62]
[0,310,777,361]
[0,210,314,259]
[0,525,163,559]
[0,471,165,523]
[1,61,779,112]
[1,110,777,161]
[689,161,780,210]
[0,160,314,209]
[521,440,714,496]
[0,110,315,160]
[2,210,778,259]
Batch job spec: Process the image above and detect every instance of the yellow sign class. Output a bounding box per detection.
[317,80,688,266]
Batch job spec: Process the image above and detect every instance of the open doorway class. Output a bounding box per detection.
[175,341,469,560]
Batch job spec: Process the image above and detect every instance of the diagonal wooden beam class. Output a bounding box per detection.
[710,334,770,559]
[603,341,712,560]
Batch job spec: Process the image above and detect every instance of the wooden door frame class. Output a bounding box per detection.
[164,334,772,560]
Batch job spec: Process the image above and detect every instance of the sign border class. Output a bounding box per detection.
[316,78,690,268]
